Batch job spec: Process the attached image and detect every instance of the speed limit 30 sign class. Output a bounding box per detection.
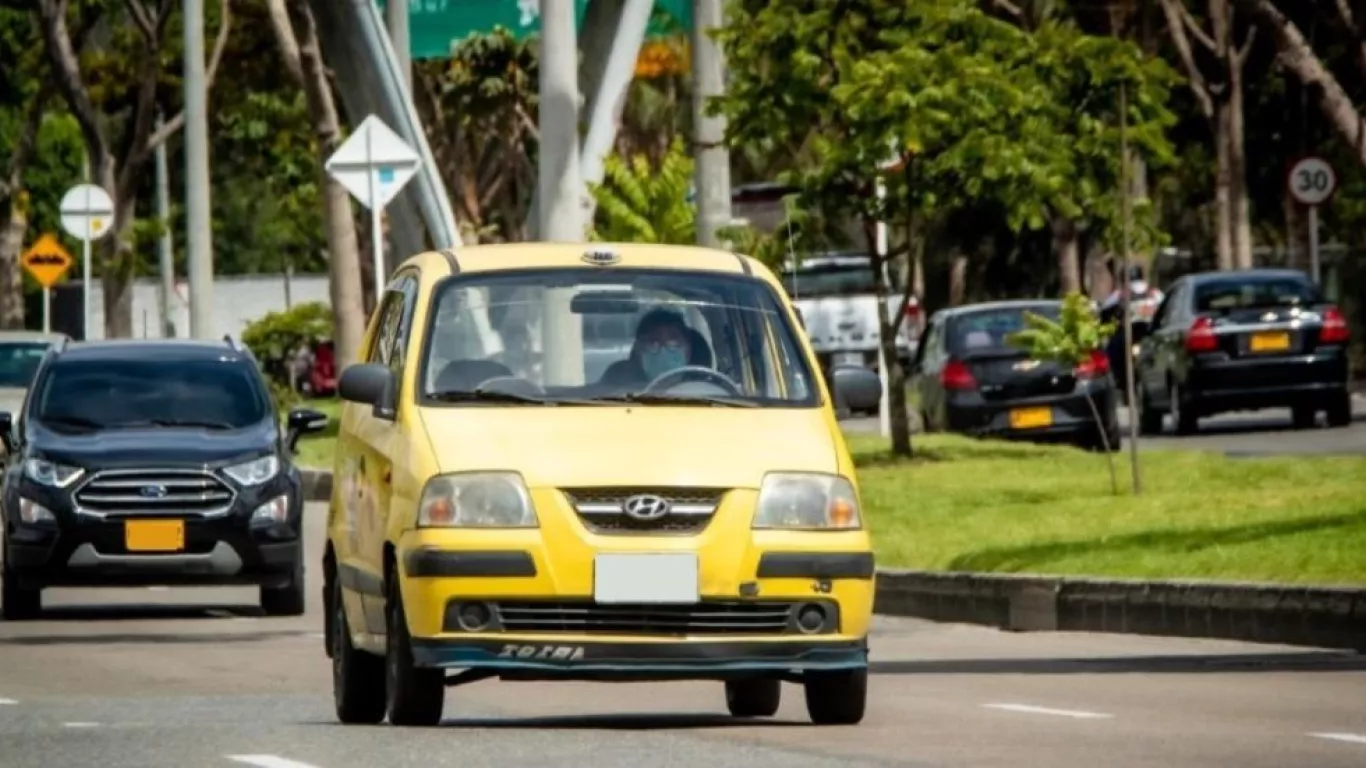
[1287,156,1337,206]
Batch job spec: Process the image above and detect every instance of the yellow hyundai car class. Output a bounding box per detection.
[324,243,880,727]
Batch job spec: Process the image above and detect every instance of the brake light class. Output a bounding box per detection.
[1320,306,1350,344]
[1075,349,1110,379]
[1185,316,1218,353]
[940,359,977,390]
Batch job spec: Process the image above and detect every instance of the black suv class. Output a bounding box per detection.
[0,338,328,620]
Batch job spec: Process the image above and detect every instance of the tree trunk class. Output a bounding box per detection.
[0,195,28,330]
[948,252,968,306]
[865,216,912,457]
[97,162,136,339]
[1284,186,1304,270]
[285,0,366,369]
[1085,250,1113,302]
[1228,33,1254,269]
[1235,0,1366,167]
[1052,216,1082,295]
[1212,100,1235,270]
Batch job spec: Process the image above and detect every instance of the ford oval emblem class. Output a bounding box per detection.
[621,494,671,521]
[140,484,169,499]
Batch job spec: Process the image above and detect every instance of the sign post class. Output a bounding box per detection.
[324,114,421,305]
[59,183,115,338]
[21,234,76,333]
[1287,156,1337,285]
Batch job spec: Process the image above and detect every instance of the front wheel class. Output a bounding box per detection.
[726,679,781,718]
[1327,391,1353,428]
[1,559,41,621]
[803,668,867,725]
[384,578,445,726]
[330,577,386,724]
[261,559,306,617]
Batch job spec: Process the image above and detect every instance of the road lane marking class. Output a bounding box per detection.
[146,586,169,591]
[226,756,324,768]
[63,722,99,728]
[1310,733,1366,745]
[983,703,1114,720]
[0,698,17,705]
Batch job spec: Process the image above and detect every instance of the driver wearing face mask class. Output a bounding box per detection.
[632,308,695,381]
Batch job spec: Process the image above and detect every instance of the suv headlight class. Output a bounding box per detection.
[24,458,84,489]
[753,472,862,530]
[418,472,537,528]
[223,455,280,486]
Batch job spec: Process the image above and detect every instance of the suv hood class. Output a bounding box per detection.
[418,407,838,489]
[28,422,278,468]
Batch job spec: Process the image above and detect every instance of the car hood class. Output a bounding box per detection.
[417,406,838,489]
[29,422,278,468]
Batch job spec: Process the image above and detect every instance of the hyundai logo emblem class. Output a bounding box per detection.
[621,494,672,521]
[140,484,169,499]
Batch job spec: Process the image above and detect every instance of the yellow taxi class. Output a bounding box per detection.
[324,243,879,727]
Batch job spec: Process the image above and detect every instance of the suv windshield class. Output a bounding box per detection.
[949,304,1061,357]
[0,343,50,388]
[1194,276,1320,312]
[421,268,819,407]
[33,358,269,430]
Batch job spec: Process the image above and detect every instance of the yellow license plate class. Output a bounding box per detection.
[125,519,185,552]
[1009,407,1053,430]
[1250,331,1290,352]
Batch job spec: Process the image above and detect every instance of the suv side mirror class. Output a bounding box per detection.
[0,411,12,455]
[338,363,398,421]
[285,407,329,454]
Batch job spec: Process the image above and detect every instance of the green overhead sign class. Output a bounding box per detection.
[373,0,692,60]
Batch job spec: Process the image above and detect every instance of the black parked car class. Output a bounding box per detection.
[1131,269,1352,435]
[911,300,1120,451]
[0,338,329,620]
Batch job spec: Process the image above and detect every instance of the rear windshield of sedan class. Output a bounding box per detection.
[32,358,269,430]
[1194,277,1321,312]
[949,305,1060,356]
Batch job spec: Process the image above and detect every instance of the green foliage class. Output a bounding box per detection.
[240,301,333,364]
[1006,291,1116,366]
[588,136,695,244]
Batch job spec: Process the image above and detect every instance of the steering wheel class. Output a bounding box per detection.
[643,365,745,396]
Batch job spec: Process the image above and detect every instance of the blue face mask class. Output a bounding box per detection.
[641,346,687,379]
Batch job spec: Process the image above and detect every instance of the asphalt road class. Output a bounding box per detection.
[841,393,1366,455]
[2,503,1365,767]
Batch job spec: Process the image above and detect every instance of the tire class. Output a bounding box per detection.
[803,668,867,725]
[725,679,781,718]
[1,558,41,621]
[1169,381,1198,436]
[330,577,387,725]
[1136,387,1163,436]
[1327,391,1353,428]
[261,558,306,617]
[384,577,445,726]
[1291,405,1317,430]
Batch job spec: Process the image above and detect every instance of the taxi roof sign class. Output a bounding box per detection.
[22,233,75,288]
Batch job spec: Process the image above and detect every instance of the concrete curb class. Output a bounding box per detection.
[298,470,1365,652]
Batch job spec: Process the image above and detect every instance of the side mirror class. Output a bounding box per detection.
[338,363,398,421]
[285,407,329,454]
[830,366,882,414]
[0,411,12,454]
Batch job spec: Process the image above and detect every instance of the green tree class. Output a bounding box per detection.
[588,136,694,244]
[1007,291,1120,493]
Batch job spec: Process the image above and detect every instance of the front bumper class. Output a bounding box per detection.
[3,474,304,588]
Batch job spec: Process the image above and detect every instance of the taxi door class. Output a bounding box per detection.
[346,271,420,636]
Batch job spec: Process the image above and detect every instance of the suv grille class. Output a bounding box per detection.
[493,600,804,635]
[74,469,236,518]
[561,487,725,534]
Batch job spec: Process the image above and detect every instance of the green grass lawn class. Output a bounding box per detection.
[291,398,1366,585]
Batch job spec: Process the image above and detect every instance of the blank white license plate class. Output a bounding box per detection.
[593,553,699,604]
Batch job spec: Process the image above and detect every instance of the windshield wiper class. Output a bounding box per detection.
[596,392,758,408]
[39,414,106,431]
[140,418,238,430]
[427,388,556,405]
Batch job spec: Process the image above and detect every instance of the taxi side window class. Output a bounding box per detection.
[365,274,418,372]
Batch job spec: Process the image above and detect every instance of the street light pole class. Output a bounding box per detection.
[183,0,214,339]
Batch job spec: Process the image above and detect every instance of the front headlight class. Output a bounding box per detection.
[23,458,83,489]
[418,472,537,528]
[223,455,280,486]
[753,472,862,530]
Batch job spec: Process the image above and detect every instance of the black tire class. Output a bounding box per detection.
[330,577,387,725]
[1,559,41,621]
[1136,387,1163,436]
[803,668,867,725]
[384,577,445,726]
[725,679,781,718]
[261,559,306,617]
[1291,405,1317,430]
[1170,382,1198,436]
[1327,391,1353,428]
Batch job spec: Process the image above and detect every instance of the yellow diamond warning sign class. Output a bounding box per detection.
[22,233,75,288]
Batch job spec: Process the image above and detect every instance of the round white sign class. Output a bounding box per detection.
[59,183,115,242]
[1288,157,1337,206]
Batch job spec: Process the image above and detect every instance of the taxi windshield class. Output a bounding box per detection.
[420,268,820,407]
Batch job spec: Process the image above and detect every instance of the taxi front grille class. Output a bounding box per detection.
[74,469,235,517]
[561,487,726,535]
[492,600,807,635]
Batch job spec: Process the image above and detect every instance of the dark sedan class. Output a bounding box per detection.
[1131,268,1352,435]
[910,300,1120,451]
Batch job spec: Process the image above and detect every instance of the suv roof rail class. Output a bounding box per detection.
[223,334,238,351]
[56,336,70,353]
